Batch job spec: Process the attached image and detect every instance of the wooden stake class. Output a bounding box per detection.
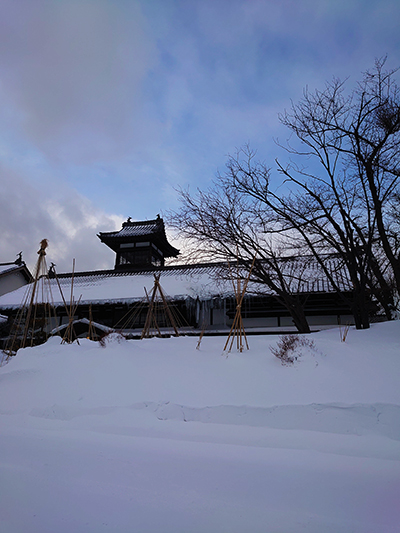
[141,274,179,339]
[3,239,60,359]
[223,253,256,354]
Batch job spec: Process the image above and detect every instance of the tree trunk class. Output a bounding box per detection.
[370,283,397,320]
[350,291,370,329]
[364,163,400,295]
[279,294,311,333]
[367,256,397,320]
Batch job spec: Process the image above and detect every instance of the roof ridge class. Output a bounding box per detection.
[54,260,227,278]
[122,217,161,227]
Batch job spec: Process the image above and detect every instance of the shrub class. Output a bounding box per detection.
[99,332,127,347]
[270,334,316,365]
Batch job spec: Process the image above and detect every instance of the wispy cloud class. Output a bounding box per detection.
[0,0,399,270]
[0,163,122,271]
[0,0,156,162]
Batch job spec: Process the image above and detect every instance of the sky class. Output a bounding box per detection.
[0,0,399,272]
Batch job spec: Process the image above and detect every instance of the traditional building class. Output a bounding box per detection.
[0,217,360,340]
[98,216,180,269]
[0,255,32,297]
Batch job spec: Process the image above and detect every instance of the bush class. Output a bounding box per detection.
[99,332,127,347]
[270,334,316,365]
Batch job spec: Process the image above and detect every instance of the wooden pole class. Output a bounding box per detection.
[223,253,257,354]
[141,274,180,339]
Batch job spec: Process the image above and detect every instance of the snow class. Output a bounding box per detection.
[1,321,400,532]
[0,269,232,309]
[0,255,353,310]
[0,263,19,275]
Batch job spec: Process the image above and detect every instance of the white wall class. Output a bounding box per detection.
[0,271,29,297]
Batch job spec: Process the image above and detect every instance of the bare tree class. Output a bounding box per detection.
[170,59,399,331]
[169,182,312,333]
[224,148,376,329]
[277,57,400,314]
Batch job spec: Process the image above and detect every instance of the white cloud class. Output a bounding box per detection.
[0,0,157,163]
[0,164,123,272]
[0,0,398,273]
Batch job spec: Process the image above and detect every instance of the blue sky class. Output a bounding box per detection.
[0,0,399,271]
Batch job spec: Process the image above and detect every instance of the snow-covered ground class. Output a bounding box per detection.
[1,322,399,532]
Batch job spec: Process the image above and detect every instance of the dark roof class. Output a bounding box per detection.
[0,255,355,310]
[53,254,353,294]
[97,217,180,258]
[54,260,224,280]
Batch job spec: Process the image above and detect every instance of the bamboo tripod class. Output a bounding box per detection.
[141,274,179,339]
[3,239,58,359]
[87,305,97,341]
[60,259,82,344]
[223,254,256,354]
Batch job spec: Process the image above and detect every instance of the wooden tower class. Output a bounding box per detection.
[98,216,179,270]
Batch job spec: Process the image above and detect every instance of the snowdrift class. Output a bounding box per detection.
[1,321,399,532]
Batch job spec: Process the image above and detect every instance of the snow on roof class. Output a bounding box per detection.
[0,263,20,275]
[108,221,161,238]
[98,217,180,257]
[99,218,166,239]
[50,318,114,335]
[0,261,32,281]
[0,257,353,310]
[0,266,232,309]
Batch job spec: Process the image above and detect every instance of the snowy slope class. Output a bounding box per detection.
[1,322,399,532]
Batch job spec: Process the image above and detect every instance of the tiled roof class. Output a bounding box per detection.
[55,261,225,279]
[102,219,162,238]
[98,217,180,257]
[0,256,354,310]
